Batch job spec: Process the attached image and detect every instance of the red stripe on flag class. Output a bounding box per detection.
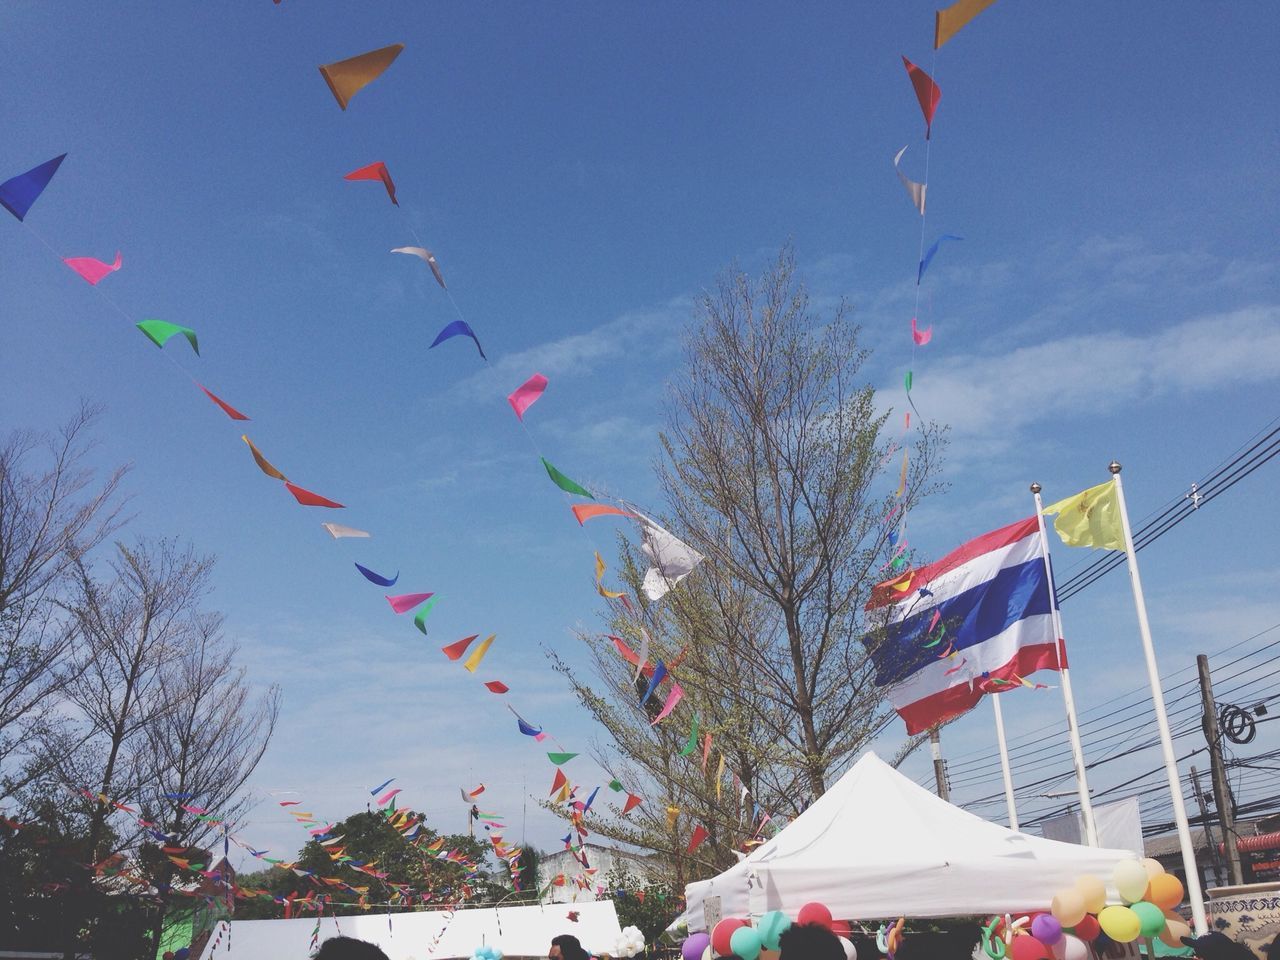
[867,516,1039,611]
[894,642,1061,735]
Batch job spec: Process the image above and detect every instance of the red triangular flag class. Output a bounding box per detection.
[686,824,709,854]
[902,56,941,138]
[484,681,509,694]
[636,889,646,904]
[343,161,397,205]
[198,384,250,420]
[621,793,643,815]
[441,635,478,661]
[285,482,344,508]
[549,769,567,797]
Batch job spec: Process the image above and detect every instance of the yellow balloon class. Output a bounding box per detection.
[1098,905,1142,944]
[1051,889,1087,927]
[1160,911,1191,948]
[1113,859,1151,904]
[1075,874,1107,914]
[1141,857,1166,879]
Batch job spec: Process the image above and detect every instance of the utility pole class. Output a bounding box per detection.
[1198,654,1245,885]
[1190,765,1224,887]
[930,727,950,801]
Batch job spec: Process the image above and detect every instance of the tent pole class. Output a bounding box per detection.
[991,694,1020,830]
[929,727,950,801]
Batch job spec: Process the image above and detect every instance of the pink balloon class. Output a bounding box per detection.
[797,902,833,930]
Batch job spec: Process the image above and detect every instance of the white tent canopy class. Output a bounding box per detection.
[197,900,622,960]
[683,752,1138,929]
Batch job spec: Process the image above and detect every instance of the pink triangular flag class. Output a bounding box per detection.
[63,251,122,286]
[911,316,932,346]
[507,373,548,421]
[386,592,434,614]
[650,682,684,725]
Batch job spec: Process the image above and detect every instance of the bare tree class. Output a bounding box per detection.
[656,248,945,797]
[558,249,947,878]
[0,403,127,799]
[140,617,281,954]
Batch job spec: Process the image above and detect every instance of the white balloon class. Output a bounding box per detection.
[1050,934,1089,960]
[838,936,857,960]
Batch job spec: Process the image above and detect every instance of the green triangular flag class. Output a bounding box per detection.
[678,714,700,756]
[414,595,440,635]
[137,319,199,355]
[540,458,594,499]
[608,779,623,792]
[904,370,913,392]
[547,752,578,765]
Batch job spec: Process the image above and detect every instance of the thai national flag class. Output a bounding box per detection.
[863,516,1064,734]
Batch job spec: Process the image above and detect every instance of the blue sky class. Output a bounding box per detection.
[2,1,1278,872]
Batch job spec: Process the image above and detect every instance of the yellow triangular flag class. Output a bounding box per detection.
[463,634,495,673]
[319,44,405,110]
[715,754,726,801]
[935,0,999,49]
[242,435,288,481]
[1042,480,1124,551]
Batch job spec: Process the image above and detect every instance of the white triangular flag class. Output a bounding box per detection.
[636,513,704,601]
[893,145,927,215]
[322,523,371,539]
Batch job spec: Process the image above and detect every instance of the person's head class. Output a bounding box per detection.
[779,922,844,960]
[314,936,392,960]
[550,933,589,960]
[1181,931,1259,960]
[1267,933,1280,960]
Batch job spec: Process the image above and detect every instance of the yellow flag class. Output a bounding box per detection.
[463,634,495,673]
[1042,480,1124,550]
[935,0,999,49]
[319,44,405,110]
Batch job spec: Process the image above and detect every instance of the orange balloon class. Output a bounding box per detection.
[1147,873,1185,911]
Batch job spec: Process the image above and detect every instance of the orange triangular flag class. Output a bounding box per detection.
[441,635,478,661]
[686,824,709,854]
[242,435,287,481]
[318,44,405,110]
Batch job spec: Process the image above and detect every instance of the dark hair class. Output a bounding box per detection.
[1181,931,1260,960]
[314,936,391,960]
[1268,934,1280,960]
[552,933,590,960]
[779,922,845,960]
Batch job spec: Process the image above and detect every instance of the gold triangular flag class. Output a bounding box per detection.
[935,0,998,49]
[319,44,405,110]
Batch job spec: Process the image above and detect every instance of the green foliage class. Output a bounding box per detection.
[604,867,684,949]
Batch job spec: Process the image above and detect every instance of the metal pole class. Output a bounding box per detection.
[1197,654,1245,885]
[1032,484,1099,846]
[991,693,1020,830]
[929,727,950,801]
[1110,462,1207,934]
[1191,765,1225,887]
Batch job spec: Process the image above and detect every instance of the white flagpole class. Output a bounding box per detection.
[1109,461,1208,934]
[990,693,1019,831]
[1031,483,1099,847]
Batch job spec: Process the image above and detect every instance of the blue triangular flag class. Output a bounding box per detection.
[917,234,963,284]
[0,155,66,222]
[640,660,668,705]
[429,319,486,360]
[354,563,398,587]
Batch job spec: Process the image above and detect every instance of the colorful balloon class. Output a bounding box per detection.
[1030,915,1062,945]
[1113,859,1150,904]
[1147,873,1184,910]
[797,902,834,930]
[757,911,792,950]
[729,926,763,960]
[837,937,857,960]
[1050,889,1086,927]
[1140,858,1166,879]
[1074,874,1107,914]
[1070,914,1100,941]
[712,919,747,957]
[1097,906,1141,943]
[682,933,710,960]
[1009,936,1048,960]
[1159,911,1191,948]
[1049,934,1089,960]
[1129,901,1166,939]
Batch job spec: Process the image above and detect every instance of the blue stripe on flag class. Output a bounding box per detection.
[868,558,1050,687]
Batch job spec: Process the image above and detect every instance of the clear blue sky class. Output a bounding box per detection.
[3,1,1278,870]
